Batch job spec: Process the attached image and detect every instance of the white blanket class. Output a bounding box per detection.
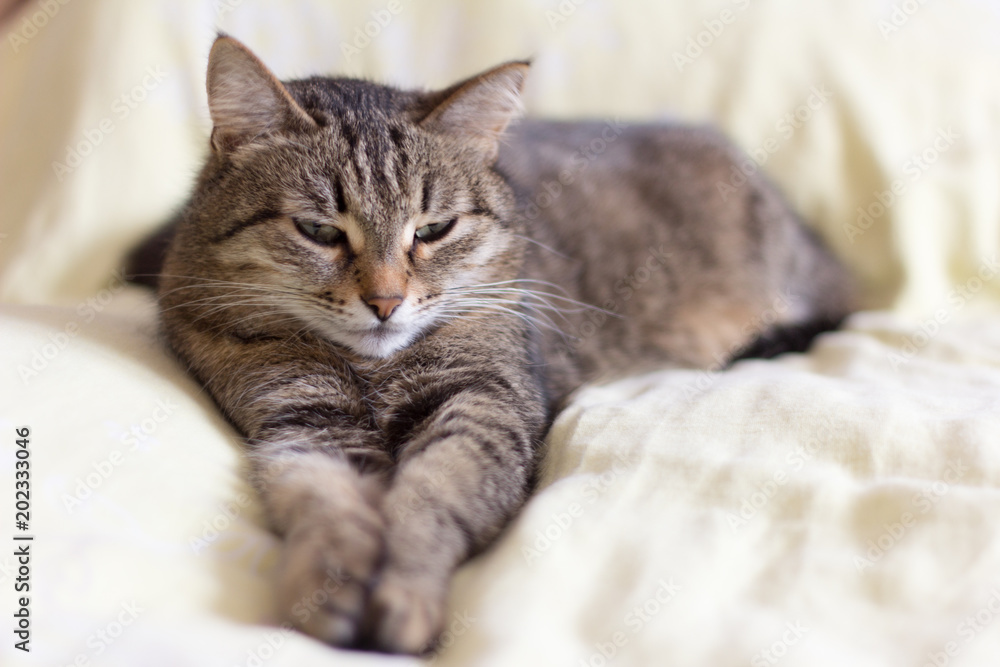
[3,1,1000,665]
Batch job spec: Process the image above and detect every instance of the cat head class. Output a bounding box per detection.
[161,35,530,358]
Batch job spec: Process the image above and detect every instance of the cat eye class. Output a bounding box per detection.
[414,218,456,243]
[294,217,345,246]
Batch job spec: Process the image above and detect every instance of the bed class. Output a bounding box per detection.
[3,1,1000,665]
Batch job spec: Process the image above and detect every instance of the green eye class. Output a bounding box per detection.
[414,218,456,242]
[294,218,345,246]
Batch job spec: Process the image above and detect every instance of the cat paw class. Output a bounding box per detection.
[362,572,446,654]
[276,512,383,647]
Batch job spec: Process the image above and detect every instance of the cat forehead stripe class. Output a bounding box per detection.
[213,207,283,243]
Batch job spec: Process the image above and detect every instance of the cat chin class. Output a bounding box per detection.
[283,304,421,358]
[328,326,418,359]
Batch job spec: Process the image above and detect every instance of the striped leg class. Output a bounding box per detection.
[230,357,391,647]
[252,449,385,646]
[363,372,545,653]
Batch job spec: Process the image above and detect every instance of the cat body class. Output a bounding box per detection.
[141,36,851,653]
[501,119,847,394]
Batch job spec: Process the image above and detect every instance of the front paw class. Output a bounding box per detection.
[276,511,383,647]
[363,571,447,654]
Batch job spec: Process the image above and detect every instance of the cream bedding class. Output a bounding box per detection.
[3,1,1000,666]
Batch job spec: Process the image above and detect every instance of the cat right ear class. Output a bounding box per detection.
[419,61,530,163]
[206,35,317,153]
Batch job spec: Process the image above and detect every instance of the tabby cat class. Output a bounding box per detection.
[129,35,852,654]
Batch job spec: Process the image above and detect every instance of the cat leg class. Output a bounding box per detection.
[366,434,532,653]
[250,446,387,647]
[185,341,393,648]
[362,369,546,653]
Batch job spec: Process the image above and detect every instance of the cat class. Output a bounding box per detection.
[126,34,853,654]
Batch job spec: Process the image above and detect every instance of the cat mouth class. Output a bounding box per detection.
[340,322,418,358]
[357,322,404,336]
[348,322,413,345]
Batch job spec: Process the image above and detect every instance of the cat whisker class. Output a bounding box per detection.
[205,311,305,336]
[444,279,622,319]
[436,299,572,339]
[513,234,574,261]
[160,284,300,296]
[455,277,576,296]
[193,306,287,328]
[157,293,289,315]
[440,292,591,330]
[454,283,614,305]
[447,287,620,318]
[156,274,307,298]
[449,297,568,329]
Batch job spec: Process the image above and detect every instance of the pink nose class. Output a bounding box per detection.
[365,296,403,321]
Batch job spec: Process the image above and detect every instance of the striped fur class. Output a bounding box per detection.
[150,36,853,654]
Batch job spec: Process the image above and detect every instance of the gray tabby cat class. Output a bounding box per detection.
[133,35,852,654]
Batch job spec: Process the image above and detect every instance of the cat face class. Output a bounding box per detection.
[167,38,530,358]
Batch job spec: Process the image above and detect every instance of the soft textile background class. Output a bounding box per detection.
[3,0,1000,313]
[2,1,1000,666]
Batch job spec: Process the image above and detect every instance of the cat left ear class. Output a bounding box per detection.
[206,35,318,153]
[419,61,530,163]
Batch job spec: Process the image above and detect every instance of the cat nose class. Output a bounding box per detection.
[364,295,404,321]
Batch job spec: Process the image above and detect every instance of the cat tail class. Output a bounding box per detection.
[736,186,856,362]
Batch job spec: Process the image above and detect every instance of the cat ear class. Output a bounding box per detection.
[206,35,317,152]
[419,61,530,162]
